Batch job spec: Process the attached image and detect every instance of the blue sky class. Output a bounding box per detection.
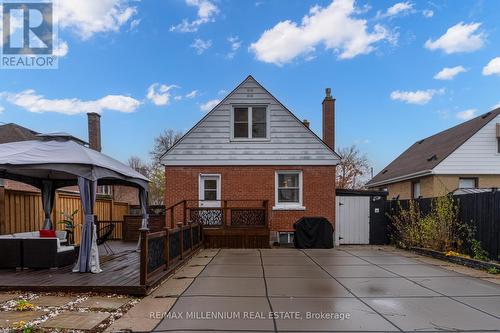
[0,0,499,173]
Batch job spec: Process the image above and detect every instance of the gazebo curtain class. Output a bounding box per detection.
[73,177,102,273]
[136,187,149,251]
[41,180,56,230]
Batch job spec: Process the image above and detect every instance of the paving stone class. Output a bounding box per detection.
[270,297,399,332]
[324,265,398,278]
[184,277,266,296]
[152,277,194,297]
[338,277,439,297]
[172,265,205,278]
[105,297,176,333]
[187,257,212,265]
[153,296,274,332]
[201,264,263,277]
[31,295,76,307]
[267,277,352,297]
[0,311,45,328]
[41,311,110,330]
[0,293,19,304]
[365,297,500,331]
[410,276,500,296]
[78,296,130,310]
[312,256,370,266]
[454,296,500,317]
[379,264,464,277]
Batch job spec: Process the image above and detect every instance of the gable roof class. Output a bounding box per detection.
[161,75,340,163]
[367,107,500,187]
[0,123,39,144]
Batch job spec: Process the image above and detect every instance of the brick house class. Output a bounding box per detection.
[161,76,340,245]
[366,107,500,199]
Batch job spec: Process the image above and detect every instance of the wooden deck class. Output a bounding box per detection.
[0,242,174,296]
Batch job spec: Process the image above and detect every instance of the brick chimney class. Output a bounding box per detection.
[322,88,335,150]
[87,112,101,152]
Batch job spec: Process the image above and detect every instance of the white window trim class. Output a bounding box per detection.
[198,174,221,207]
[273,170,305,211]
[230,105,270,141]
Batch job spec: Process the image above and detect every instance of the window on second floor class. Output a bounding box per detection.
[231,106,268,140]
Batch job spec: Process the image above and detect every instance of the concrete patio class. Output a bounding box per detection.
[152,247,500,333]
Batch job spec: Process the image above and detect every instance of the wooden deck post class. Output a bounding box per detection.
[164,228,170,270]
[223,200,228,228]
[0,186,5,235]
[177,223,184,260]
[139,227,149,286]
[182,200,187,225]
[170,207,175,229]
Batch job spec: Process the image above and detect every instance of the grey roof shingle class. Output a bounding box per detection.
[367,107,500,186]
[0,123,39,144]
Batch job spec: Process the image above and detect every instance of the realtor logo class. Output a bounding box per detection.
[1,1,58,69]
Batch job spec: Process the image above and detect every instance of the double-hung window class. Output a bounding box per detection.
[232,106,268,139]
[274,171,304,210]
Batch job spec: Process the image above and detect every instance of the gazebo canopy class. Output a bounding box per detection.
[0,138,149,274]
[0,139,148,190]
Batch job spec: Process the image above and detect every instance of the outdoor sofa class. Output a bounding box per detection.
[0,231,76,269]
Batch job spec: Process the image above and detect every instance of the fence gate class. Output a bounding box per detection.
[335,196,370,245]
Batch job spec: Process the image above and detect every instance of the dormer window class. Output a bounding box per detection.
[231,106,269,140]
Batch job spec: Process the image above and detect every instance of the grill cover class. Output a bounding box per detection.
[293,217,333,249]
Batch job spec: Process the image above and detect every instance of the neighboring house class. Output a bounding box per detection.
[0,115,139,205]
[366,107,500,199]
[161,75,340,244]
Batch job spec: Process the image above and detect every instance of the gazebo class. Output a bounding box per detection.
[0,138,149,273]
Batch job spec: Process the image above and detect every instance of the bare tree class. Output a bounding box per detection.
[150,129,183,164]
[336,145,371,189]
[128,156,149,176]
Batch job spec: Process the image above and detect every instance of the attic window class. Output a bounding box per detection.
[231,106,269,140]
[427,154,437,162]
[482,112,492,119]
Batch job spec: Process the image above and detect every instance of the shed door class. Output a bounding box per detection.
[336,196,370,245]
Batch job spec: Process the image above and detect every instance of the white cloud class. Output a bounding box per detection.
[227,36,242,59]
[191,38,212,54]
[200,99,221,112]
[424,22,485,54]
[249,0,393,65]
[0,105,4,114]
[482,57,500,76]
[434,66,467,80]
[170,0,219,33]
[55,0,138,40]
[1,90,140,115]
[53,40,69,57]
[378,2,414,18]
[146,83,178,106]
[185,90,198,98]
[218,89,228,95]
[129,19,141,31]
[492,101,500,110]
[174,96,183,101]
[456,109,477,120]
[422,9,434,18]
[390,89,444,105]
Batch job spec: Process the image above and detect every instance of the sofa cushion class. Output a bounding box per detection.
[13,232,38,238]
[56,230,67,241]
[57,245,75,253]
[0,234,14,238]
[39,230,57,238]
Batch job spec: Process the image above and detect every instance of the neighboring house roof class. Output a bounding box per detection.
[161,75,340,166]
[36,132,88,146]
[367,107,500,187]
[0,123,39,144]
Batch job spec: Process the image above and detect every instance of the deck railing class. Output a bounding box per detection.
[166,200,269,229]
[139,222,203,285]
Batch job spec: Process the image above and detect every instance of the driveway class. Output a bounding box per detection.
[153,247,500,332]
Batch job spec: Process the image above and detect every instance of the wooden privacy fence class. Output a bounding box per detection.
[387,191,500,261]
[139,222,202,285]
[0,189,130,244]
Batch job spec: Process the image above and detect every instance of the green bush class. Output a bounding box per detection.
[388,194,489,259]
